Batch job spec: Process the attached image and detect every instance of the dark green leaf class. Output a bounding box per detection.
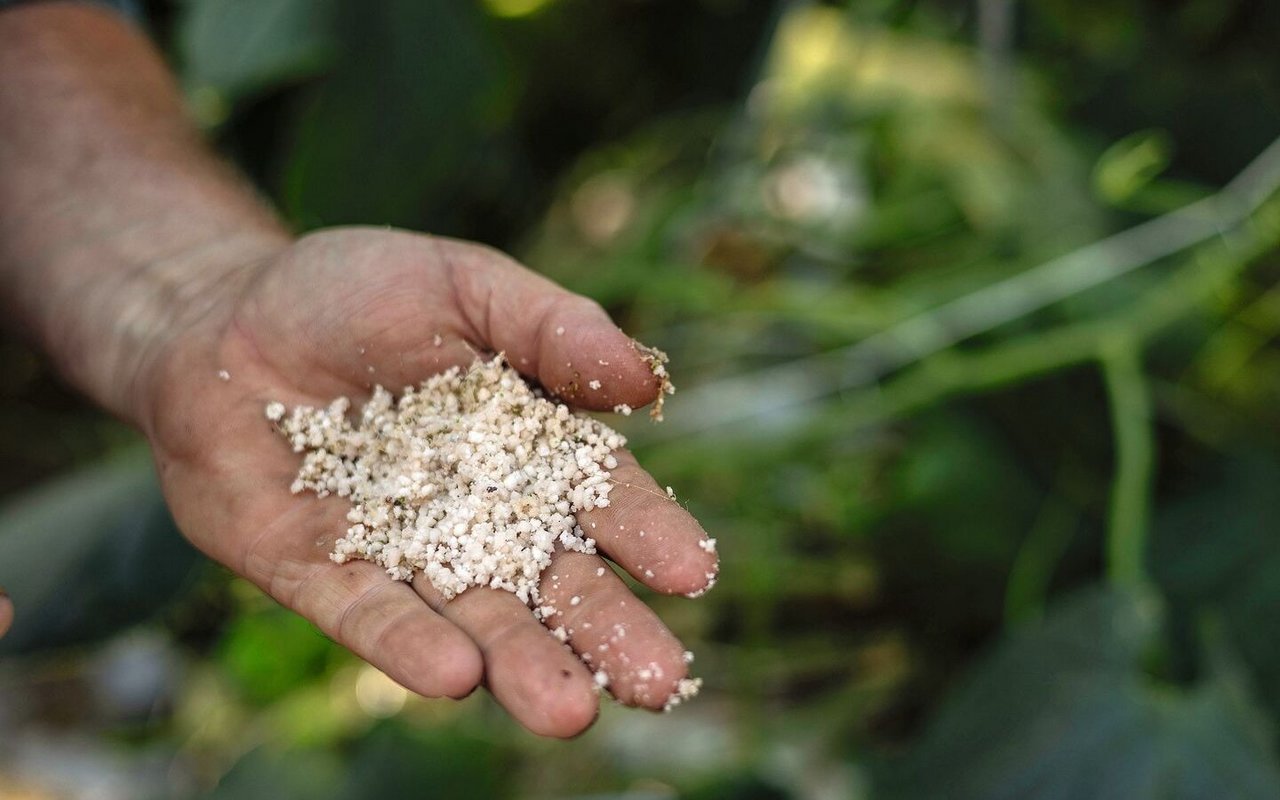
[680,774,793,800]
[0,452,200,655]
[280,0,512,230]
[1152,455,1280,718]
[337,720,514,799]
[203,745,343,800]
[878,588,1280,799]
[178,0,339,101]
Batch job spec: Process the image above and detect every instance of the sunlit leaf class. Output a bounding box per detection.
[1093,130,1173,204]
[217,607,343,706]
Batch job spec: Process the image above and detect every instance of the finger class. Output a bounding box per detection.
[578,451,719,597]
[432,237,666,412]
[412,574,600,739]
[285,559,483,700]
[539,550,692,708]
[0,589,12,639]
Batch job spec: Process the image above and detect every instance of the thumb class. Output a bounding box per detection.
[434,237,669,414]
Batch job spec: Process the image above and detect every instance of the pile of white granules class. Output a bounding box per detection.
[267,355,625,603]
[267,353,702,709]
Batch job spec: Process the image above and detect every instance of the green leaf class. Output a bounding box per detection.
[0,452,200,655]
[889,413,1039,566]
[680,774,794,800]
[203,745,343,800]
[877,588,1280,799]
[204,722,511,800]
[1151,455,1280,718]
[1092,130,1173,204]
[337,720,514,799]
[217,607,343,706]
[178,0,339,101]
[280,0,512,230]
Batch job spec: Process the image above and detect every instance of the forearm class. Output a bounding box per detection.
[0,2,290,423]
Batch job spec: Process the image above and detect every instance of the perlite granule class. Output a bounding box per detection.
[269,353,702,709]
[270,355,621,603]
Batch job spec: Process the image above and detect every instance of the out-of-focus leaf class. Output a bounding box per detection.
[0,452,200,655]
[680,774,793,800]
[889,414,1039,566]
[217,607,343,706]
[203,745,343,800]
[281,0,512,229]
[178,0,339,113]
[336,720,514,799]
[203,723,510,800]
[1093,130,1173,204]
[1152,455,1280,718]
[877,587,1280,799]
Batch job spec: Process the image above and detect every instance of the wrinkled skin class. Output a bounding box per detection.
[0,591,11,640]
[139,227,719,737]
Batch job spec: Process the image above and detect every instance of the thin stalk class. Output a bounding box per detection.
[1101,340,1155,590]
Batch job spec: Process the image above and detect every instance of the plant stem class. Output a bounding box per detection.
[1101,339,1155,590]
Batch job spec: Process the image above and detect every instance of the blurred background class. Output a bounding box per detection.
[3,0,1280,797]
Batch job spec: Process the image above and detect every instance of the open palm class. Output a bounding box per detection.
[141,228,718,737]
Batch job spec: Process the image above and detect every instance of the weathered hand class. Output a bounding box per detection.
[139,227,718,737]
[0,590,11,639]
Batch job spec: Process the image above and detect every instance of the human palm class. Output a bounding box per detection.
[140,228,717,737]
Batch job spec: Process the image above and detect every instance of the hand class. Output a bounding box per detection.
[137,227,719,737]
[0,589,11,639]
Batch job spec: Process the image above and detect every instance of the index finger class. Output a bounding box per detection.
[433,237,666,412]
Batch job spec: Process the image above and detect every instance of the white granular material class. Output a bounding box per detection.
[270,355,625,603]
[663,678,702,712]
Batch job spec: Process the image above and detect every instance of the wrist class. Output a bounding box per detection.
[55,227,291,427]
[0,2,294,427]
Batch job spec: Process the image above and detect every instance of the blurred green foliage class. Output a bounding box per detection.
[3,0,1280,798]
